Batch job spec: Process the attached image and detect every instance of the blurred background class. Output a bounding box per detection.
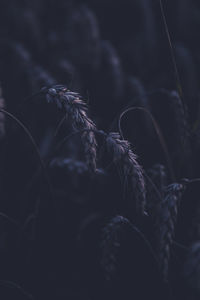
[0,1,200,299]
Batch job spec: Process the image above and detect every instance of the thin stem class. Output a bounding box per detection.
[181,178,200,184]
[54,115,67,138]
[130,222,160,269]
[0,212,20,226]
[0,109,53,198]
[173,240,189,251]
[16,90,44,113]
[118,106,175,181]
[159,0,186,113]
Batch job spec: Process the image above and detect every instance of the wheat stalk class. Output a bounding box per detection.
[106,132,146,216]
[156,182,186,281]
[44,85,97,173]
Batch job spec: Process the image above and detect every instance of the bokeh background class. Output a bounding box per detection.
[0,1,200,299]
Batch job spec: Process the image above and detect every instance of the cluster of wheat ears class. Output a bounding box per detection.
[1,0,200,299]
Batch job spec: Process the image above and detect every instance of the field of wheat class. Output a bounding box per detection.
[0,1,200,299]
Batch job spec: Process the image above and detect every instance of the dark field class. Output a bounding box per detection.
[0,0,200,299]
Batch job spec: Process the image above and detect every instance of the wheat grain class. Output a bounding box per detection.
[106,132,146,215]
[156,183,186,281]
[44,85,97,173]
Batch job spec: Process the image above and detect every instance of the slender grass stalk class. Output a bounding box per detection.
[119,106,176,181]
[0,109,52,198]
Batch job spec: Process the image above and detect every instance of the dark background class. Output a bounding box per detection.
[0,1,200,299]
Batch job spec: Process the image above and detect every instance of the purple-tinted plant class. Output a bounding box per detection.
[156,182,186,281]
[44,85,97,173]
[106,132,146,216]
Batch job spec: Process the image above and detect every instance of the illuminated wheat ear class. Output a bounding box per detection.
[106,132,146,216]
[156,183,186,281]
[44,85,97,173]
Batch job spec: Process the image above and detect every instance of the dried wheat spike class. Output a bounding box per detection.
[44,85,97,173]
[101,216,131,281]
[156,183,186,281]
[0,86,5,140]
[101,215,165,299]
[106,132,146,215]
